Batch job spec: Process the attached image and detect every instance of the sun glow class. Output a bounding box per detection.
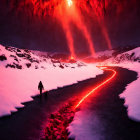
[70,56,74,60]
[67,0,73,7]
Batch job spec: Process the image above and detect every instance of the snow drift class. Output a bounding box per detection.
[68,47,140,140]
[103,47,140,121]
[0,44,103,117]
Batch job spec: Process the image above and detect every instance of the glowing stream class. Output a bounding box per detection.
[75,67,117,109]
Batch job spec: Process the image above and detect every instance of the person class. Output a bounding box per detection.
[38,81,44,95]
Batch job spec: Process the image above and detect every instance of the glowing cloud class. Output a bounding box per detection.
[53,0,96,58]
[9,0,131,55]
[67,0,73,7]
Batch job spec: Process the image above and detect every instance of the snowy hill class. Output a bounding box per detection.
[102,47,140,121]
[107,47,140,64]
[82,50,114,63]
[68,46,140,140]
[0,45,103,117]
[1,44,139,120]
[0,45,85,69]
[82,46,139,63]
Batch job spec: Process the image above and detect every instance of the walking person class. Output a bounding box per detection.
[38,81,44,95]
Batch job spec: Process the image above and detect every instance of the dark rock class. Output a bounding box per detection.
[130,52,135,59]
[16,53,25,57]
[13,63,22,69]
[6,64,15,68]
[41,66,45,69]
[5,47,16,52]
[10,55,19,62]
[59,65,64,69]
[35,65,38,69]
[28,58,39,63]
[17,49,21,52]
[24,49,30,53]
[0,54,7,61]
[26,63,31,68]
[24,53,31,59]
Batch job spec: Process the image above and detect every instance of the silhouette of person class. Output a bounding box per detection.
[38,81,44,95]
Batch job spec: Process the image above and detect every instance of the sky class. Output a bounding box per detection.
[0,0,140,56]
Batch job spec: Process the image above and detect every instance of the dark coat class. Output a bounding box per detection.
[38,81,44,90]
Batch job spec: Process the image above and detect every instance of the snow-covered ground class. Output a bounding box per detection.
[97,48,140,122]
[80,47,140,122]
[68,47,140,140]
[0,45,103,117]
[1,44,140,139]
[95,50,115,58]
[119,63,140,121]
[68,108,104,140]
[102,47,140,121]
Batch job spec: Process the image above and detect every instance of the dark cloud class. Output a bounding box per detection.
[0,0,140,54]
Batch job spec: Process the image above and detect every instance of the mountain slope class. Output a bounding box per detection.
[0,44,103,117]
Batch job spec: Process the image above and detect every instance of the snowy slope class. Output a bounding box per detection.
[82,46,139,63]
[68,47,140,140]
[82,49,115,63]
[108,47,140,64]
[102,47,140,121]
[0,45,103,117]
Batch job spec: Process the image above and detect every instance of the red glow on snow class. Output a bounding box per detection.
[70,56,74,60]
[75,66,117,109]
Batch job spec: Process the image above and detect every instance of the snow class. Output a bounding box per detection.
[120,67,140,121]
[112,62,140,121]
[1,44,140,139]
[95,50,114,58]
[0,45,103,117]
[103,47,140,121]
[82,49,114,62]
[68,108,104,140]
[68,47,140,140]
